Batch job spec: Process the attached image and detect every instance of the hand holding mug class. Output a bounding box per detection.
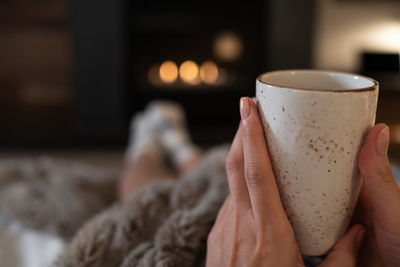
[206,98,366,267]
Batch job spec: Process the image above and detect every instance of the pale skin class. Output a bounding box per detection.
[118,152,202,201]
[206,97,400,267]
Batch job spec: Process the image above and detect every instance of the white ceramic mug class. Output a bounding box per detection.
[255,70,379,256]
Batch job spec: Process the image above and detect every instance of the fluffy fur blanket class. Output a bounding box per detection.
[0,146,229,267]
[2,146,395,266]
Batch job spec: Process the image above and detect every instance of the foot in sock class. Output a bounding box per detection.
[121,111,175,200]
[125,101,202,173]
[144,101,202,172]
[124,112,164,164]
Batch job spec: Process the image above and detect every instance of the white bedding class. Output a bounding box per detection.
[0,222,64,267]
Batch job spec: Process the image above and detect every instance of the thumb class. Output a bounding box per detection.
[319,224,365,267]
[358,124,400,214]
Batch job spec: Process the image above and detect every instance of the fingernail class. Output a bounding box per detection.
[376,126,390,156]
[240,97,250,120]
[355,226,366,247]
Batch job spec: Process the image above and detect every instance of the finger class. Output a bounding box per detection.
[319,224,365,267]
[358,124,400,224]
[239,97,286,222]
[225,123,251,209]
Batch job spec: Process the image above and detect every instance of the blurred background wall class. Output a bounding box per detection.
[0,0,73,145]
[0,0,399,161]
[314,0,400,71]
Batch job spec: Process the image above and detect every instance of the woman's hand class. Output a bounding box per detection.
[206,97,365,267]
[356,123,400,267]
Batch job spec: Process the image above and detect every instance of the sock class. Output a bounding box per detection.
[145,101,201,167]
[124,113,163,163]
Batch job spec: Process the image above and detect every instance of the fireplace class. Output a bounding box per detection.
[125,0,266,145]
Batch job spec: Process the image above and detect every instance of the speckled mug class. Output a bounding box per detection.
[256,70,379,256]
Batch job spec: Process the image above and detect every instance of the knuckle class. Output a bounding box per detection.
[359,156,396,186]
[242,121,254,140]
[244,162,264,186]
[225,154,240,175]
[378,164,395,184]
[254,236,275,261]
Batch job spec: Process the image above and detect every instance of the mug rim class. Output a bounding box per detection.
[257,69,378,93]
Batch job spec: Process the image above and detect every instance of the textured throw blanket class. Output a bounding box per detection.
[1,147,399,267]
[0,146,229,267]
